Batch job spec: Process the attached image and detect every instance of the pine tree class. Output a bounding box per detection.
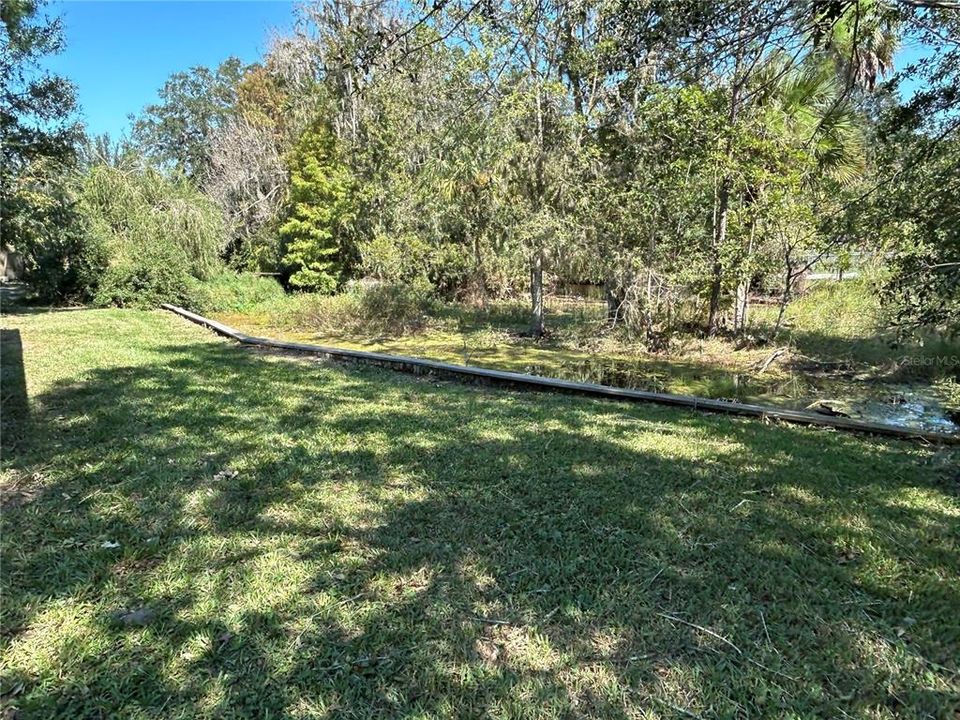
[279,120,354,292]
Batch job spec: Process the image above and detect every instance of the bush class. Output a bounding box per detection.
[359,233,432,284]
[83,165,225,276]
[94,244,198,309]
[19,222,108,304]
[428,242,473,299]
[359,234,476,300]
[188,271,285,313]
[81,165,227,308]
[294,280,436,337]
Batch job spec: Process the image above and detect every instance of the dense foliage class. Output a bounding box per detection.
[1,0,84,302]
[80,165,226,308]
[186,270,286,313]
[285,279,435,336]
[132,57,246,180]
[2,0,957,339]
[279,119,355,292]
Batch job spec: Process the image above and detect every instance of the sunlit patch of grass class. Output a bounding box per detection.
[3,601,102,680]
[1,308,958,718]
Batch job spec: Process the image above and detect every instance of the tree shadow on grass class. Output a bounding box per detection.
[270,401,959,718]
[1,329,29,457]
[1,332,958,718]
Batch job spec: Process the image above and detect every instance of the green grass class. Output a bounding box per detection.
[213,298,775,401]
[2,308,958,718]
[213,281,960,412]
[751,282,957,370]
[188,271,286,314]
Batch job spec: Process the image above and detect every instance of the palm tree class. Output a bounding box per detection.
[817,0,899,92]
[731,54,866,335]
[758,55,865,183]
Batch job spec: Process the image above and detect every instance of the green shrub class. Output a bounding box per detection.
[279,120,355,292]
[358,233,477,300]
[19,222,109,304]
[83,165,225,277]
[359,233,432,284]
[188,271,286,313]
[428,242,473,298]
[294,280,436,337]
[80,165,227,307]
[94,244,198,310]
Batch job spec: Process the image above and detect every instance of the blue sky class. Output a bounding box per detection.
[46,1,296,138]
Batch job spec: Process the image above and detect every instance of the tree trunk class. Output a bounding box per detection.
[530,251,545,338]
[645,228,656,340]
[733,278,750,335]
[707,23,746,337]
[471,232,488,310]
[604,277,624,324]
[707,178,729,336]
[773,250,795,336]
[733,220,756,336]
[774,289,790,336]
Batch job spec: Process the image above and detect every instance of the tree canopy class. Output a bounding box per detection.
[4,0,958,336]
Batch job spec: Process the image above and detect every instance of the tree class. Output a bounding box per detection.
[874,134,959,334]
[108,0,948,342]
[7,158,104,302]
[868,2,960,334]
[206,116,287,270]
[588,85,723,339]
[279,119,355,292]
[1,0,87,301]
[471,0,586,338]
[735,54,866,336]
[132,58,246,180]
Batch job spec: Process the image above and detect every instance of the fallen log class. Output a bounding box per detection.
[755,347,788,374]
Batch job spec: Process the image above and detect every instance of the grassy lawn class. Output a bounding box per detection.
[2,308,958,718]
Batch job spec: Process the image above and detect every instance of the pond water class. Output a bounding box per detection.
[817,385,959,434]
[524,357,958,434]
